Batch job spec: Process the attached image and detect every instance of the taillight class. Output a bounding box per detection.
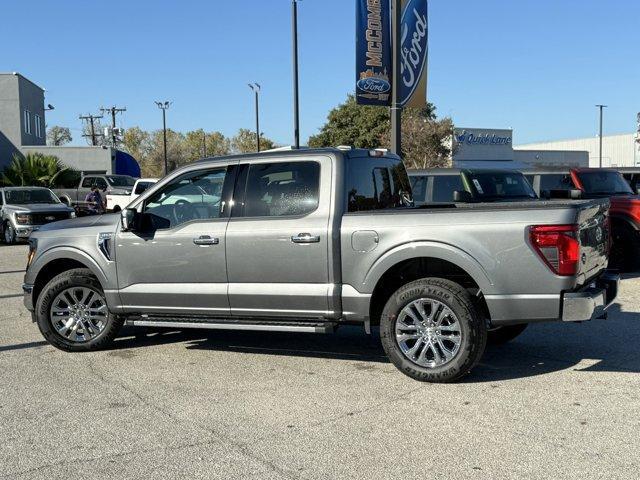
[529,225,580,276]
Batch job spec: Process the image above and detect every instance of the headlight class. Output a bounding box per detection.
[26,238,37,269]
[15,214,31,225]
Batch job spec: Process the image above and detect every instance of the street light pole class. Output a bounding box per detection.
[292,0,300,149]
[155,101,171,175]
[248,83,261,152]
[596,104,607,168]
[390,0,402,156]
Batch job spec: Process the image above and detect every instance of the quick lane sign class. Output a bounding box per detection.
[356,0,392,106]
[356,0,428,107]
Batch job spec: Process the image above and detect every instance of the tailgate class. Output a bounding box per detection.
[576,199,610,281]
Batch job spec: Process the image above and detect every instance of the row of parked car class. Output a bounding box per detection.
[409,166,640,271]
[0,175,157,244]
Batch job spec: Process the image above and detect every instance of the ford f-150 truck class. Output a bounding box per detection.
[54,174,137,212]
[23,148,618,382]
[1,187,75,244]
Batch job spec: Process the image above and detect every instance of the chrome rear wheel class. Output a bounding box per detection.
[395,298,463,368]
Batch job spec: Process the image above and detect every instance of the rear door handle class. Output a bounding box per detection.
[291,233,320,244]
[193,235,219,246]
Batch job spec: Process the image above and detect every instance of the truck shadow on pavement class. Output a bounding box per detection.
[107,302,640,382]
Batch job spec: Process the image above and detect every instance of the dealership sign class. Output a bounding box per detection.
[356,0,392,106]
[356,0,428,107]
[456,131,512,146]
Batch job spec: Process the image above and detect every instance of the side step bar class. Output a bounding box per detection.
[125,316,338,334]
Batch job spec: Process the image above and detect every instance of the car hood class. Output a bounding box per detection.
[5,203,74,213]
[37,213,120,232]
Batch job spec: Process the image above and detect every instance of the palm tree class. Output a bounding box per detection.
[1,153,78,187]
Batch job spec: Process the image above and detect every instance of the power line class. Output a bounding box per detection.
[100,106,127,148]
[78,114,104,146]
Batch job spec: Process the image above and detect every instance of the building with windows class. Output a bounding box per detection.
[0,72,140,177]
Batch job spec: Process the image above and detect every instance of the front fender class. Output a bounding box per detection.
[361,241,494,295]
[26,246,109,288]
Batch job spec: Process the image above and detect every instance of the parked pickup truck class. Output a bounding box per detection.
[410,168,537,205]
[23,148,618,382]
[1,187,75,244]
[54,174,137,211]
[106,178,158,212]
[525,167,640,271]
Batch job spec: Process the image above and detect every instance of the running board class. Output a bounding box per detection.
[125,316,337,334]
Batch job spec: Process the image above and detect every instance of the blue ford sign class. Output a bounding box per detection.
[356,0,392,106]
[400,0,428,107]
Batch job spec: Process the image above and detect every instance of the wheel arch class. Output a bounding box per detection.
[365,242,494,326]
[30,248,108,308]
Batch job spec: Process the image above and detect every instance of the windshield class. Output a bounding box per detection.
[5,189,60,204]
[466,172,537,200]
[576,171,633,195]
[107,175,136,187]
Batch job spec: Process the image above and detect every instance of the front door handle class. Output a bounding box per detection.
[193,235,219,246]
[291,233,320,244]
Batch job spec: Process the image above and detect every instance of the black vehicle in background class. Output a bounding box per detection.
[409,168,537,205]
[618,167,640,193]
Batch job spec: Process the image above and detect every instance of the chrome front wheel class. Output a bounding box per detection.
[50,286,108,343]
[395,298,462,368]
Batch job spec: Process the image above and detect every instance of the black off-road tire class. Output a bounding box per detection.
[35,268,124,352]
[379,278,487,383]
[487,324,528,345]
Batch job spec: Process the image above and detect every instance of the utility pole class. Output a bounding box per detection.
[155,101,171,175]
[79,113,103,146]
[291,0,300,149]
[596,104,607,168]
[99,106,126,148]
[202,131,207,158]
[248,83,261,152]
[390,0,402,156]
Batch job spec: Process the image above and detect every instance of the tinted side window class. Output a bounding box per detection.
[540,174,573,191]
[95,178,108,190]
[410,176,428,203]
[347,158,411,212]
[135,182,153,195]
[81,177,95,188]
[143,168,227,229]
[432,175,463,202]
[242,161,319,217]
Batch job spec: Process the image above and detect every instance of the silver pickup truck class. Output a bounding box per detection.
[22,148,618,382]
[53,174,136,211]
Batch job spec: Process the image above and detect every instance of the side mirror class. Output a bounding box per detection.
[453,190,473,203]
[569,189,583,200]
[121,208,137,232]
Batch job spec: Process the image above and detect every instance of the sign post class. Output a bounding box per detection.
[391,0,402,156]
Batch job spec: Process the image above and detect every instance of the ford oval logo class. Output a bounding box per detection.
[45,216,55,221]
[400,0,428,106]
[357,77,391,94]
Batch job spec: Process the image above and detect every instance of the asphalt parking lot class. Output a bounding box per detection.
[1,244,640,479]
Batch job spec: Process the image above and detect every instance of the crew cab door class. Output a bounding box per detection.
[225,155,332,319]
[115,163,235,315]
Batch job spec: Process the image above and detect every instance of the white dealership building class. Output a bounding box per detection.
[451,127,640,169]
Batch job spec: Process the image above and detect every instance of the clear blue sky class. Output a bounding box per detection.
[3,0,639,146]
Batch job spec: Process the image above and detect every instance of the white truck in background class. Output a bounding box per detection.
[107,178,158,212]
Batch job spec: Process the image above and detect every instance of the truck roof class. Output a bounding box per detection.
[1,186,53,191]
[409,168,527,176]
[194,147,401,166]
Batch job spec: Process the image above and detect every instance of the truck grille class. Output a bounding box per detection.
[30,212,71,225]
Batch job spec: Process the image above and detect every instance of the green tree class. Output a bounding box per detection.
[46,126,72,146]
[231,128,275,154]
[308,94,394,149]
[1,153,78,187]
[184,129,230,162]
[309,94,452,169]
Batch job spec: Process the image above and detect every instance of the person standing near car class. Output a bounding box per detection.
[84,185,105,215]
